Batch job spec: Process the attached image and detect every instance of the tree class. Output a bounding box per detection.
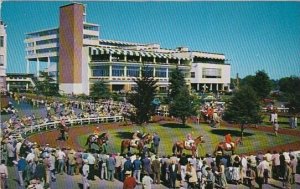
[223,86,262,141]
[169,66,185,100]
[240,71,272,100]
[90,80,111,100]
[278,76,300,115]
[252,70,272,99]
[35,71,59,97]
[169,86,196,125]
[128,67,158,125]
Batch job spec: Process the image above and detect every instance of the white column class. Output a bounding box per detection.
[6,83,9,91]
[109,65,112,80]
[139,56,142,62]
[197,84,199,91]
[26,83,29,90]
[216,84,219,91]
[26,60,30,74]
[109,54,112,62]
[36,59,40,77]
[47,57,50,75]
[124,66,127,77]
[210,83,212,91]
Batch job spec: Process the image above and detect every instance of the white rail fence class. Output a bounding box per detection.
[13,116,124,136]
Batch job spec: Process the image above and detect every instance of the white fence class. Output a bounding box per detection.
[14,116,124,136]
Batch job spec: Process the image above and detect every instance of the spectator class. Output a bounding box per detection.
[86,152,96,180]
[82,159,90,189]
[186,161,197,189]
[151,155,161,184]
[16,156,27,186]
[168,160,179,189]
[290,155,297,185]
[142,172,153,189]
[123,171,136,189]
[152,132,160,154]
[0,160,8,189]
[132,154,142,184]
[107,154,116,181]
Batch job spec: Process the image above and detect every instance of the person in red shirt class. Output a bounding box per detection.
[225,133,234,148]
[123,171,137,189]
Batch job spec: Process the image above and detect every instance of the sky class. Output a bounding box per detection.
[2,1,300,80]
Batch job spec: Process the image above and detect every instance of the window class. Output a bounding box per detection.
[191,72,195,78]
[202,68,221,78]
[127,66,139,77]
[155,68,167,78]
[0,36,3,47]
[112,65,124,77]
[0,55,3,66]
[144,67,153,77]
[92,65,109,76]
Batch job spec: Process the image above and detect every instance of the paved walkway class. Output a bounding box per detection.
[6,166,300,189]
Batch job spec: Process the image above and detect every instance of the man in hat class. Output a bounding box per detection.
[123,171,136,189]
[142,171,153,189]
[82,159,90,189]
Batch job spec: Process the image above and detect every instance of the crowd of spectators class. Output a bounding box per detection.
[0,131,298,189]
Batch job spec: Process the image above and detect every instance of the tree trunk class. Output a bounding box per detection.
[182,116,186,126]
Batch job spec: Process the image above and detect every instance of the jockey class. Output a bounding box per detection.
[186,133,194,148]
[225,133,234,148]
[132,131,141,147]
[93,127,100,138]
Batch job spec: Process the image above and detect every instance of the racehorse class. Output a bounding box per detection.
[214,137,241,155]
[58,123,69,141]
[85,133,109,153]
[172,135,205,157]
[120,133,152,155]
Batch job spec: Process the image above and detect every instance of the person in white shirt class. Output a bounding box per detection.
[82,160,90,189]
[142,172,153,189]
[56,149,66,174]
[0,160,8,189]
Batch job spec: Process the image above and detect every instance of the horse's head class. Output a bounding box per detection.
[143,134,152,143]
[195,135,205,143]
[235,137,242,145]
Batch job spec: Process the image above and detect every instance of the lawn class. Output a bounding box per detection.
[77,122,299,157]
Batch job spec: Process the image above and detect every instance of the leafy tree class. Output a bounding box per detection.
[35,71,59,97]
[128,67,158,124]
[278,76,300,114]
[169,86,196,125]
[252,70,272,99]
[169,66,185,100]
[223,86,262,140]
[240,71,272,100]
[90,80,111,100]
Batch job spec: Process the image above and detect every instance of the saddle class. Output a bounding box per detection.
[185,140,194,149]
[130,139,140,147]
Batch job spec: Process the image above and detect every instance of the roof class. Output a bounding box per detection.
[89,46,190,60]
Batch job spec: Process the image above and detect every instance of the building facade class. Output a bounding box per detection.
[24,3,230,95]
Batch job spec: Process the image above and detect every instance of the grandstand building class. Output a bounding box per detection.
[25,3,230,95]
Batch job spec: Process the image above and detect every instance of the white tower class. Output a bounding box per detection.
[0,0,7,92]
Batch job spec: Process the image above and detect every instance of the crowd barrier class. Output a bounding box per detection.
[12,115,124,136]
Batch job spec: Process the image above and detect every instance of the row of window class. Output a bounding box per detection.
[36,47,59,54]
[26,29,58,38]
[91,65,168,78]
[190,68,222,79]
[36,38,58,46]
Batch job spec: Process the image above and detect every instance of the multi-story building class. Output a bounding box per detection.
[0,20,7,92]
[24,3,230,95]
